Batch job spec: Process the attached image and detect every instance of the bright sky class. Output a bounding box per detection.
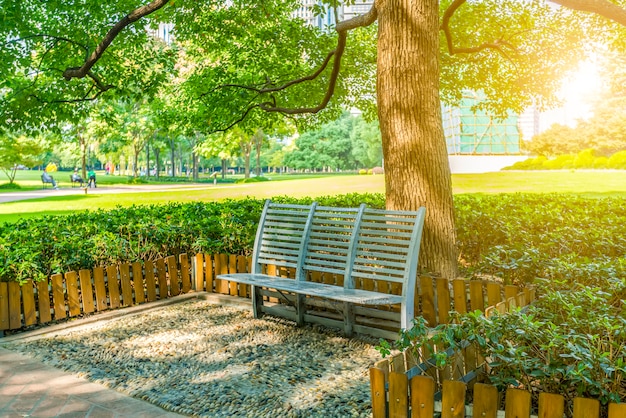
[539,60,603,131]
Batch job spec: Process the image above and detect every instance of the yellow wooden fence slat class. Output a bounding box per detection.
[504,285,518,302]
[145,260,157,302]
[8,282,21,329]
[388,371,409,418]
[107,265,120,309]
[0,282,8,331]
[437,278,451,324]
[165,255,180,296]
[504,388,531,418]
[205,254,214,293]
[452,279,467,314]
[369,367,387,418]
[390,353,405,374]
[608,403,626,418]
[421,276,436,326]
[119,264,133,307]
[229,255,238,296]
[93,267,108,311]
[131,262,145,304]
[50,273,66,320]
[441,380,466,418]
[410,375,435,418]
[21,280,37,327]
[156,258,168,299]
[473,383,498,418]
[194,253,205,291]
[538,393,564,418]
[496,301,507,314]
[215,254,229,294]
[64,271,81,317]
[237,255,248,297]
[180,253,191,293]
[79,269,95,314]
[573,397,599,418]
[469,280,485,312]
[487,282,501,307]
[36,280,52,324]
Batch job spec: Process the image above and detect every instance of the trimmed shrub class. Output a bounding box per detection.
[608,150,626,169]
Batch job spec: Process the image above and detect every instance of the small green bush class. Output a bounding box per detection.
[608,151,626,169]
[0,183,22,189]
[234,176,270,184]
[358,169,367,175]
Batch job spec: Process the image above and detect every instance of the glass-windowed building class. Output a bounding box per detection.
[442,91,522,155]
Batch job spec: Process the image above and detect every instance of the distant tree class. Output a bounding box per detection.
[350,117,383,168]
[522,124,584,157]
[0,133,44,184]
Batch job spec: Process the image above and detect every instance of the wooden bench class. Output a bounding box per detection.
[41,173,54,189]
[70,175,85,187]
[218,200,426,336]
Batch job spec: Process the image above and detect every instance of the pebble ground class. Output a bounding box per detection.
[3,301,381,417]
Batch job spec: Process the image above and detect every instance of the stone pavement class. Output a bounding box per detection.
[0,296,206,418]
[0,347,184,418]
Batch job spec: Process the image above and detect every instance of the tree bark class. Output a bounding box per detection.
[377,0,458,279]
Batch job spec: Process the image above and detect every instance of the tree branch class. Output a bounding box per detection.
[62,0,169,82]
[255,2,378,115]
[440,0,516,57]
[549,0,626,26]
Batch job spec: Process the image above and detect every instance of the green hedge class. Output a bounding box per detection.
[0,193,384,283]
[2,193,626,288]
[504,149,626,170]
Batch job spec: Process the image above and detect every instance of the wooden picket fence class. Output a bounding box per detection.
[369,376,626,418]
[369,294,625,417]
[2,252,533,338]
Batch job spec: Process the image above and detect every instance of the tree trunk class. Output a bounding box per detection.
[146,144,151,179]
[170,142,175,177]
[192,152,198,181]
[377,0,458,279]
[78,132,87,179]
[154,148,160,179]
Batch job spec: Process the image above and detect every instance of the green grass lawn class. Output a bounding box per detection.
[1,170,625,224]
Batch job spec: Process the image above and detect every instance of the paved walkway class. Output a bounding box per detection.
[0,348,183,418]
[0,296,206,418]
[0,184,221,204]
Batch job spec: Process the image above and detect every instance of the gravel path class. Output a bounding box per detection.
[3,301,381,417]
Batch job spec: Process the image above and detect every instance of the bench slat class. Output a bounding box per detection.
[263,223,308,233]
[259,247,300,258]
[353,263,406,277]
[353,257,406,270]
[357,236,412,246]
[261,235,304,244]
[218,273,404,305]
[310,224,355,232]
[354,249,408,261]
[350,271,405,283]
[307,239,351,248]
[256,258,298,269]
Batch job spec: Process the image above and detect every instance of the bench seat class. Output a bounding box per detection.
[218,273,405,305]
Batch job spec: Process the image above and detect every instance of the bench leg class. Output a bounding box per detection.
[343,302,355,337]
[296,294,305,326]
[251,285,264,318]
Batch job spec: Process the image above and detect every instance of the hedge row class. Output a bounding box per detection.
[2,193,626,289]
[505,149,626,170]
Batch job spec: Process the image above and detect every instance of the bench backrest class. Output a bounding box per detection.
[252,200,426,301]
